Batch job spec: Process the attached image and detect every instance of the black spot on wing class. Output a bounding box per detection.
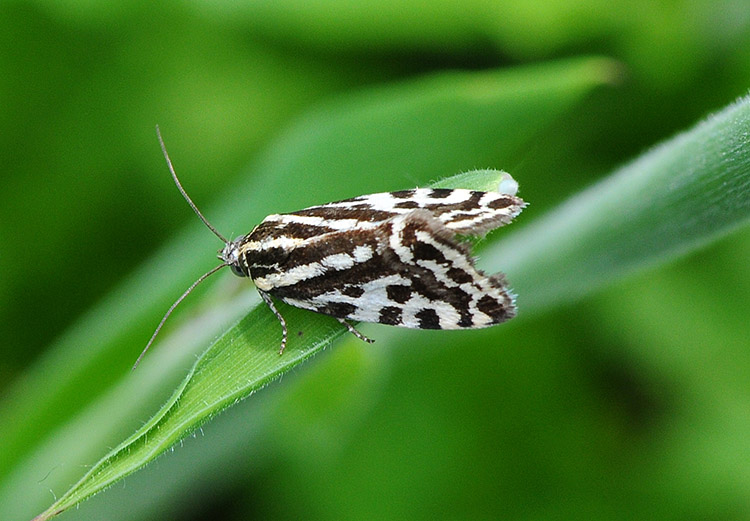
[476,294,508,323]
[458,313,473,327]
[390,189,417,199]
[317,301,357,317]
[415,308,441,329]
[447,267,473,284]
[410,276,472,312]
[428,189,452,199]
[488,196,515,209]
[342,285,365,298]
[379,306,402,325]
[386,284,411,304]
[412,242,447,263]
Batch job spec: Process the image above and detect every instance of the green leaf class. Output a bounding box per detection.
[34,87,750,519]
[245,94,750,521]
[2,57,613,521]
[29,169,510,521]
[489,94,750,312]
[267,96,750,476]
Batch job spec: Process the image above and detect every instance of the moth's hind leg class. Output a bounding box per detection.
[337,318,375,344]
[259,290,288,354]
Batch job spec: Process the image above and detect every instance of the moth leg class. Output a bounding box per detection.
[259,290,288,354]
[336,318,375,344]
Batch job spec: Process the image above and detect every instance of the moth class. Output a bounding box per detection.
[135,127,526,368]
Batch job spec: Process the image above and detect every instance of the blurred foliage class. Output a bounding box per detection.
[1,0,749,520]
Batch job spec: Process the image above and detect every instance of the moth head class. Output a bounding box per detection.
[219,237,248,277]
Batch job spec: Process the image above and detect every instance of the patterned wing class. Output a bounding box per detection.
[244,209,516,329]
[256,188,525,240]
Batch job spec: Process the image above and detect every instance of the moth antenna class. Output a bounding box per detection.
[133,263,228,370]
[155,125,228,244]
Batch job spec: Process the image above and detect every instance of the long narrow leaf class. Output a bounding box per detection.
[0,59,614,483]
[2,57,614,521]
[30,170,511,521]
[490,94,750,310]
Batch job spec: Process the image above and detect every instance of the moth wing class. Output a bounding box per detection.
[266,209,516,330]
[270,188,525,236]
[430,191,525,236]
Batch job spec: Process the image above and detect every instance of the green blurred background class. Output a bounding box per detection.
[2,1,750,520]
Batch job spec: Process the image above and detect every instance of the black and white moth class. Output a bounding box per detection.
[135,128,526,368]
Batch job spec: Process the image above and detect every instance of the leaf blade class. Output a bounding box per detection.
[4,57,613,521]
[0,57,612,485]
[30,169,512,520]
[489,94,750,311]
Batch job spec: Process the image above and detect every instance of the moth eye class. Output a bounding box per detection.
[229,264,245,277]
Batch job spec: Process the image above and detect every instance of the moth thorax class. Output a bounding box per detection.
[219,238,249,277]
